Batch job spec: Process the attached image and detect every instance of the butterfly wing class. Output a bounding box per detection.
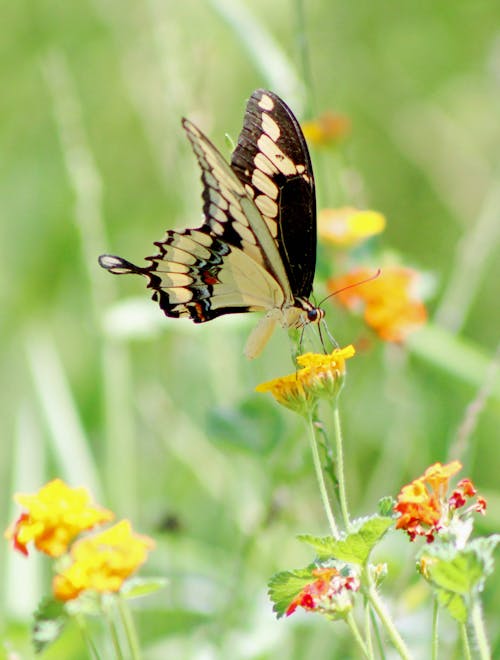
[230,89,316,300]
[99,114,294,324]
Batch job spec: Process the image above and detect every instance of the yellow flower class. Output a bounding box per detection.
[53,520,155,601]
[256,346,355,412]
[328,266,427,342]
[255,371,312,414]
[302,112,351,147]
[5,479,114,557]
[318,207,386,247]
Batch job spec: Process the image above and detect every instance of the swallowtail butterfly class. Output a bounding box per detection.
[99,89,323,358]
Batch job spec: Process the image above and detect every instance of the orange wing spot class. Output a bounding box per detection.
[201,269,220,285]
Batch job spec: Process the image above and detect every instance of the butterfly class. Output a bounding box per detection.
[99,89,323,358]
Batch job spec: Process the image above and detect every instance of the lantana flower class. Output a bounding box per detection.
[394,461,486,543]
[302,112,351,147]
[318,207,386,248]
[5,479,114,557]
[328,266,427,342]
[286,565,360,618]
[256,345,355,413]
[53,520,155,601]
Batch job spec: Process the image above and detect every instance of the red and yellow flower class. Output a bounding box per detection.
[394,461,486,542]
[5,479,114,558]
[286,565,360,617]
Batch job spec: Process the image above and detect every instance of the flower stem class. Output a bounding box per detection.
[346,611,371,659]
[364,598,374,659]
[117,594,142,660]
[470,598,490,659]
[103,602,124,660]
[460,622,472,660]
[306,413,338,537]
[431,596,439,660]
[332,404,351,532]
[367,577,412,660]
[75,613,101,660]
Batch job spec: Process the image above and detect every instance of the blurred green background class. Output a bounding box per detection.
[1,1,499,658]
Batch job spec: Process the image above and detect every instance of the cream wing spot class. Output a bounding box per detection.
[157,272,193,288]
[189,231,213,247]
[254,152,278,176]
[229,202,251,228]
[262,113,280,141]
[209,203,227,224]
[167,235,211,260]
[251,168,279,199]
[258,94,274,111]
[244,184,255,199]
[255,195,278,219]
[257,135,297,176]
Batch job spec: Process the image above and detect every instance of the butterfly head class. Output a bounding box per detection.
[294,297,324,326]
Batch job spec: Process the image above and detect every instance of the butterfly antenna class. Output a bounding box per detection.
[318,268,381,307]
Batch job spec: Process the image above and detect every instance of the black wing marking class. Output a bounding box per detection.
[230,89,316,299]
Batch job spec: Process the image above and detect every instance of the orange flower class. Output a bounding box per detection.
[5,479,114,557]
[286,566,360,617]
[302,112,351,147]
[256,346,356,412]
[328,266,427,342]
[318,207,386,247]
[394,462,486,542]
[53,520,155,601]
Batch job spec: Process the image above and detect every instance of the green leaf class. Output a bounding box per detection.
[420,536,500,623]
[33,597,68,654]
[298,516,393,564]
[122,577,168,599]
[422,535,500,595]
[436,590,468,623]
[268,567,315,619]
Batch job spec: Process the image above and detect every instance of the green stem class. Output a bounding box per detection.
[364,598,375,660]
[346,611,371,659]
[306,413,338,537]
[103,602,124,660]
[470,598,490,659]
[117,594,142,660]
[332,404,351,532]
[367,577,412,660]
[460,622,472,660]
[75,613,101,660]
[431,597,439,660]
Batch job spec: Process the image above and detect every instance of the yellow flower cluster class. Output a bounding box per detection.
[5,479,154,601]
[53,520,155,601]
[256,346,355,413]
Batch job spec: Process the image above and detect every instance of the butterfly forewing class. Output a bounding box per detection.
[230,89,316,299]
